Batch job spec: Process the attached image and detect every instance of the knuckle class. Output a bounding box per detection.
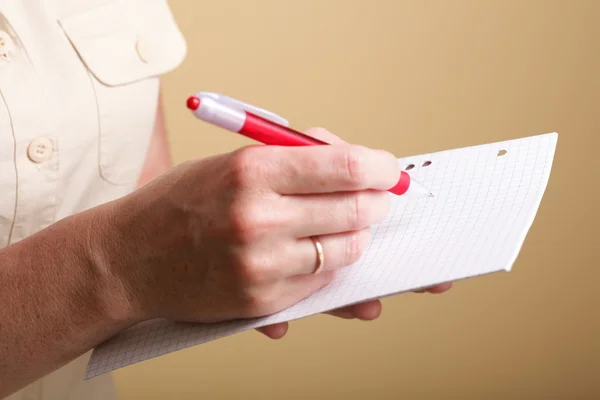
[344,230,370,265]
[347,191,391,230]
[229,200,260,242]
[347,191,369,230]
[229,200,279,243]
[229,146,261,188]
[340,145,367,187]
[235,250,264,287]
[234,248,274,285]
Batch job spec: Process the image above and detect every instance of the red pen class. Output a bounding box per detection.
[186,92,432,197]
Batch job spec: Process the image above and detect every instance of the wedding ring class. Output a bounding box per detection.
[311,236,324,274]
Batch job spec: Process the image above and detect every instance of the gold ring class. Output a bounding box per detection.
[311,236,324,274]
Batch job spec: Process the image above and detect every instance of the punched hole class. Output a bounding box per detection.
[497,150,508,157]
[422,161,432,167]
[405,164,415,170]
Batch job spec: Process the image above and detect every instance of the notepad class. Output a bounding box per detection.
[84,132,558,379]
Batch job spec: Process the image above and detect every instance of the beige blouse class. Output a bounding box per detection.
[0,0,187,398]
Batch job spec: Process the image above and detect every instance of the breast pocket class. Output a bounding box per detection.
[59,0,187,185]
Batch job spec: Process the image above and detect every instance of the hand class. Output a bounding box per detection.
[90,130,402,326]
[254,128,453,339]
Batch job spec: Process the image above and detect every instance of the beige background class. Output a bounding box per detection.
[115,0,599,398]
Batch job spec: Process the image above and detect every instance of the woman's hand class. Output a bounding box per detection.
[91,129,403,326]
[254,128,453,339]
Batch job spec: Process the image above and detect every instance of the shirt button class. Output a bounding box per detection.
[0,30,14,60]
[27,137,53,163]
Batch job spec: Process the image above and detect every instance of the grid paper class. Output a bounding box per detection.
[85,132,558,379]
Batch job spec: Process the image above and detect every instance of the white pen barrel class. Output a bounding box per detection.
[193,96,246,132]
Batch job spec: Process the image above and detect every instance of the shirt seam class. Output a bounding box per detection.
[0,88,19,245]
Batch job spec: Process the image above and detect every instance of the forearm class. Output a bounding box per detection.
[0,208,133,397]
[0,87,171,396]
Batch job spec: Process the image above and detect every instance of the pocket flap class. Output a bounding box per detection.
[59,0,187,86]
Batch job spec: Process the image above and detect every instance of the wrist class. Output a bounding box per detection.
[82,201,146,327]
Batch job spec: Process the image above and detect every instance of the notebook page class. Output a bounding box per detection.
[85,132,558,379]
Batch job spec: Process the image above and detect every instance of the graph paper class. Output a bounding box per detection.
[85,132,558,379]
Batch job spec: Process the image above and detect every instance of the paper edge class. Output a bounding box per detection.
[83,132,559,380]
[502,132,558,272]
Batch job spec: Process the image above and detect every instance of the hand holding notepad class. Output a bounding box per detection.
[85,131,558,379]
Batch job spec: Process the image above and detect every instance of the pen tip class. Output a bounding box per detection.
[429,193,434,197]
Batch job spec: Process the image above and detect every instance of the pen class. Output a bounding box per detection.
[186,92,433,197]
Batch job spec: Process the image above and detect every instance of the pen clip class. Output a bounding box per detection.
[198,92,290,127]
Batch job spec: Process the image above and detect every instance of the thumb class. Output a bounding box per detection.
[303,127,348,145]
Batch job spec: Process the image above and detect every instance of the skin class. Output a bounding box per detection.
[0,91,450,397]
[140,96,451,338]
[139,94,451,339]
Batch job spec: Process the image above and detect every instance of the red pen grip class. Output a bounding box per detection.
[242,113,327,146]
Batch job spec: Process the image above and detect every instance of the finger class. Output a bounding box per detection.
[275,227,371,277]
[413,282,453,294]
[256,322,289,339]
[303,127,348,144]
[425,282,453,293]
[281,189,391,237]
[256,144,400,195]
[243,270,336,318]
[325,299,382,320]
